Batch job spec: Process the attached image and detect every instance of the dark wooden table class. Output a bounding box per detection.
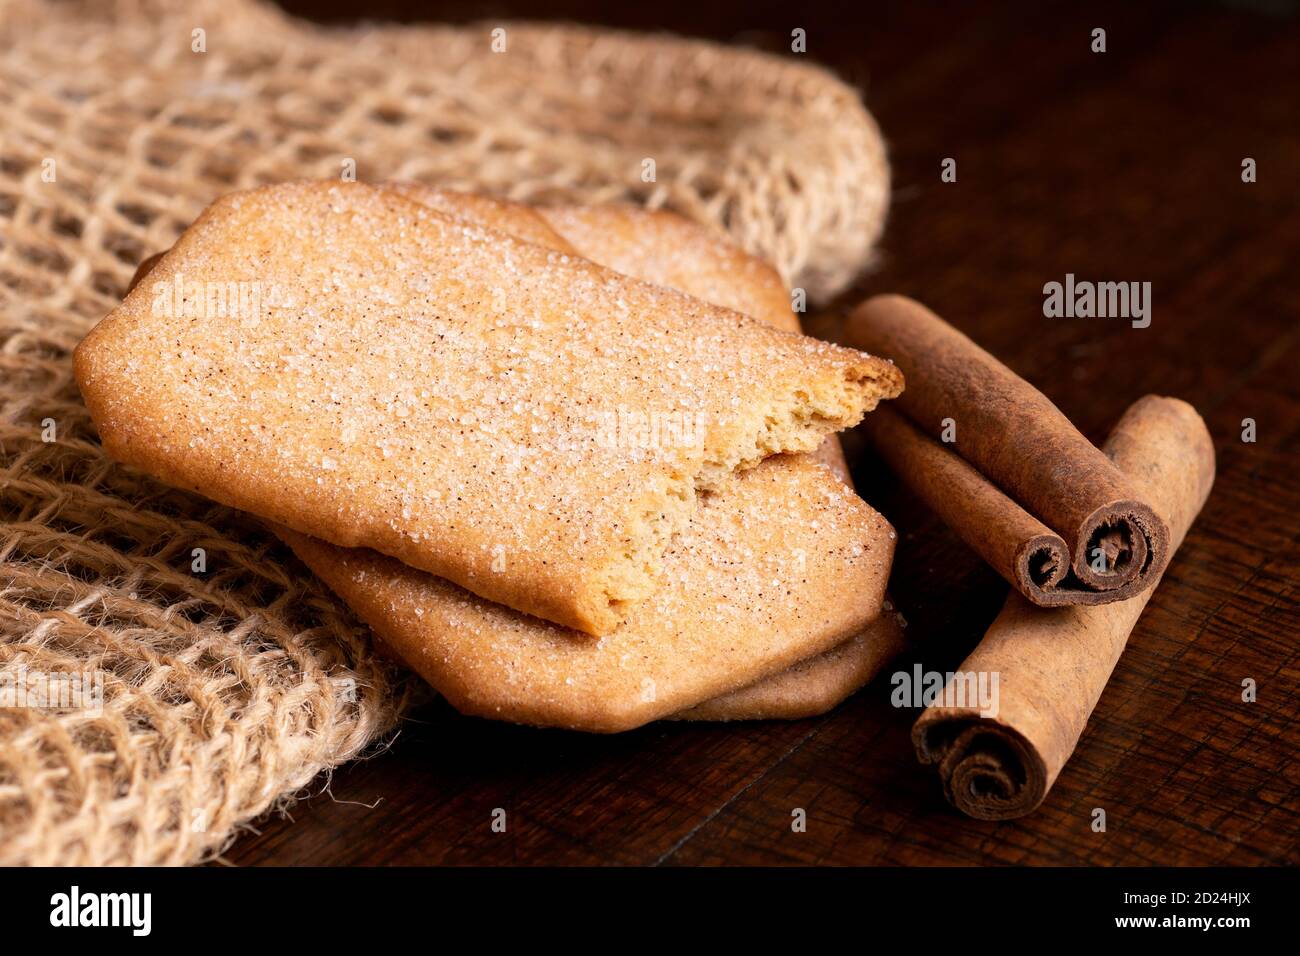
[226,0,1300,865]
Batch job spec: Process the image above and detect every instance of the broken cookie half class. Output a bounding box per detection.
[76,180,902,635]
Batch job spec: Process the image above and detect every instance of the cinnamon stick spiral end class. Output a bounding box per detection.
[913,719,1048,821]
[1072,499,1169,594]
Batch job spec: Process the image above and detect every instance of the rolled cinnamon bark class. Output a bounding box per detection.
[912,395,1215,820]
[847,294,1170,605]
[862,406,1075,603]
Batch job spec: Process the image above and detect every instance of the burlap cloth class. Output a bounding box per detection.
[0,0,889,865]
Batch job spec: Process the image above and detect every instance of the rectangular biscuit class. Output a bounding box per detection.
[75,181,901,635]
[278,453,893,731]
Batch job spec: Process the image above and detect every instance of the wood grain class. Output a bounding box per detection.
[224,0,1300,865]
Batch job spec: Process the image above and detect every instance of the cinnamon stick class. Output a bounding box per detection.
[912,395,1215,820]
[846,294,1170,606]
[863,406,1075,603]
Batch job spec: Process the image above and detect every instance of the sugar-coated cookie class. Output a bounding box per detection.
[76,181,901,635]
[278,452,892,731]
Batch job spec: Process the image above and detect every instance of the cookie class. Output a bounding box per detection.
[75,180,902,635]
[278,451,893,731]
[538,205,798,333]
[673,607,907,721]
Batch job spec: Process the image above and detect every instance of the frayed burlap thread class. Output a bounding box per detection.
[0,0,890,865]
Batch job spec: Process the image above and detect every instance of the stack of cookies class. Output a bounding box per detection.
[74,181,907,732]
